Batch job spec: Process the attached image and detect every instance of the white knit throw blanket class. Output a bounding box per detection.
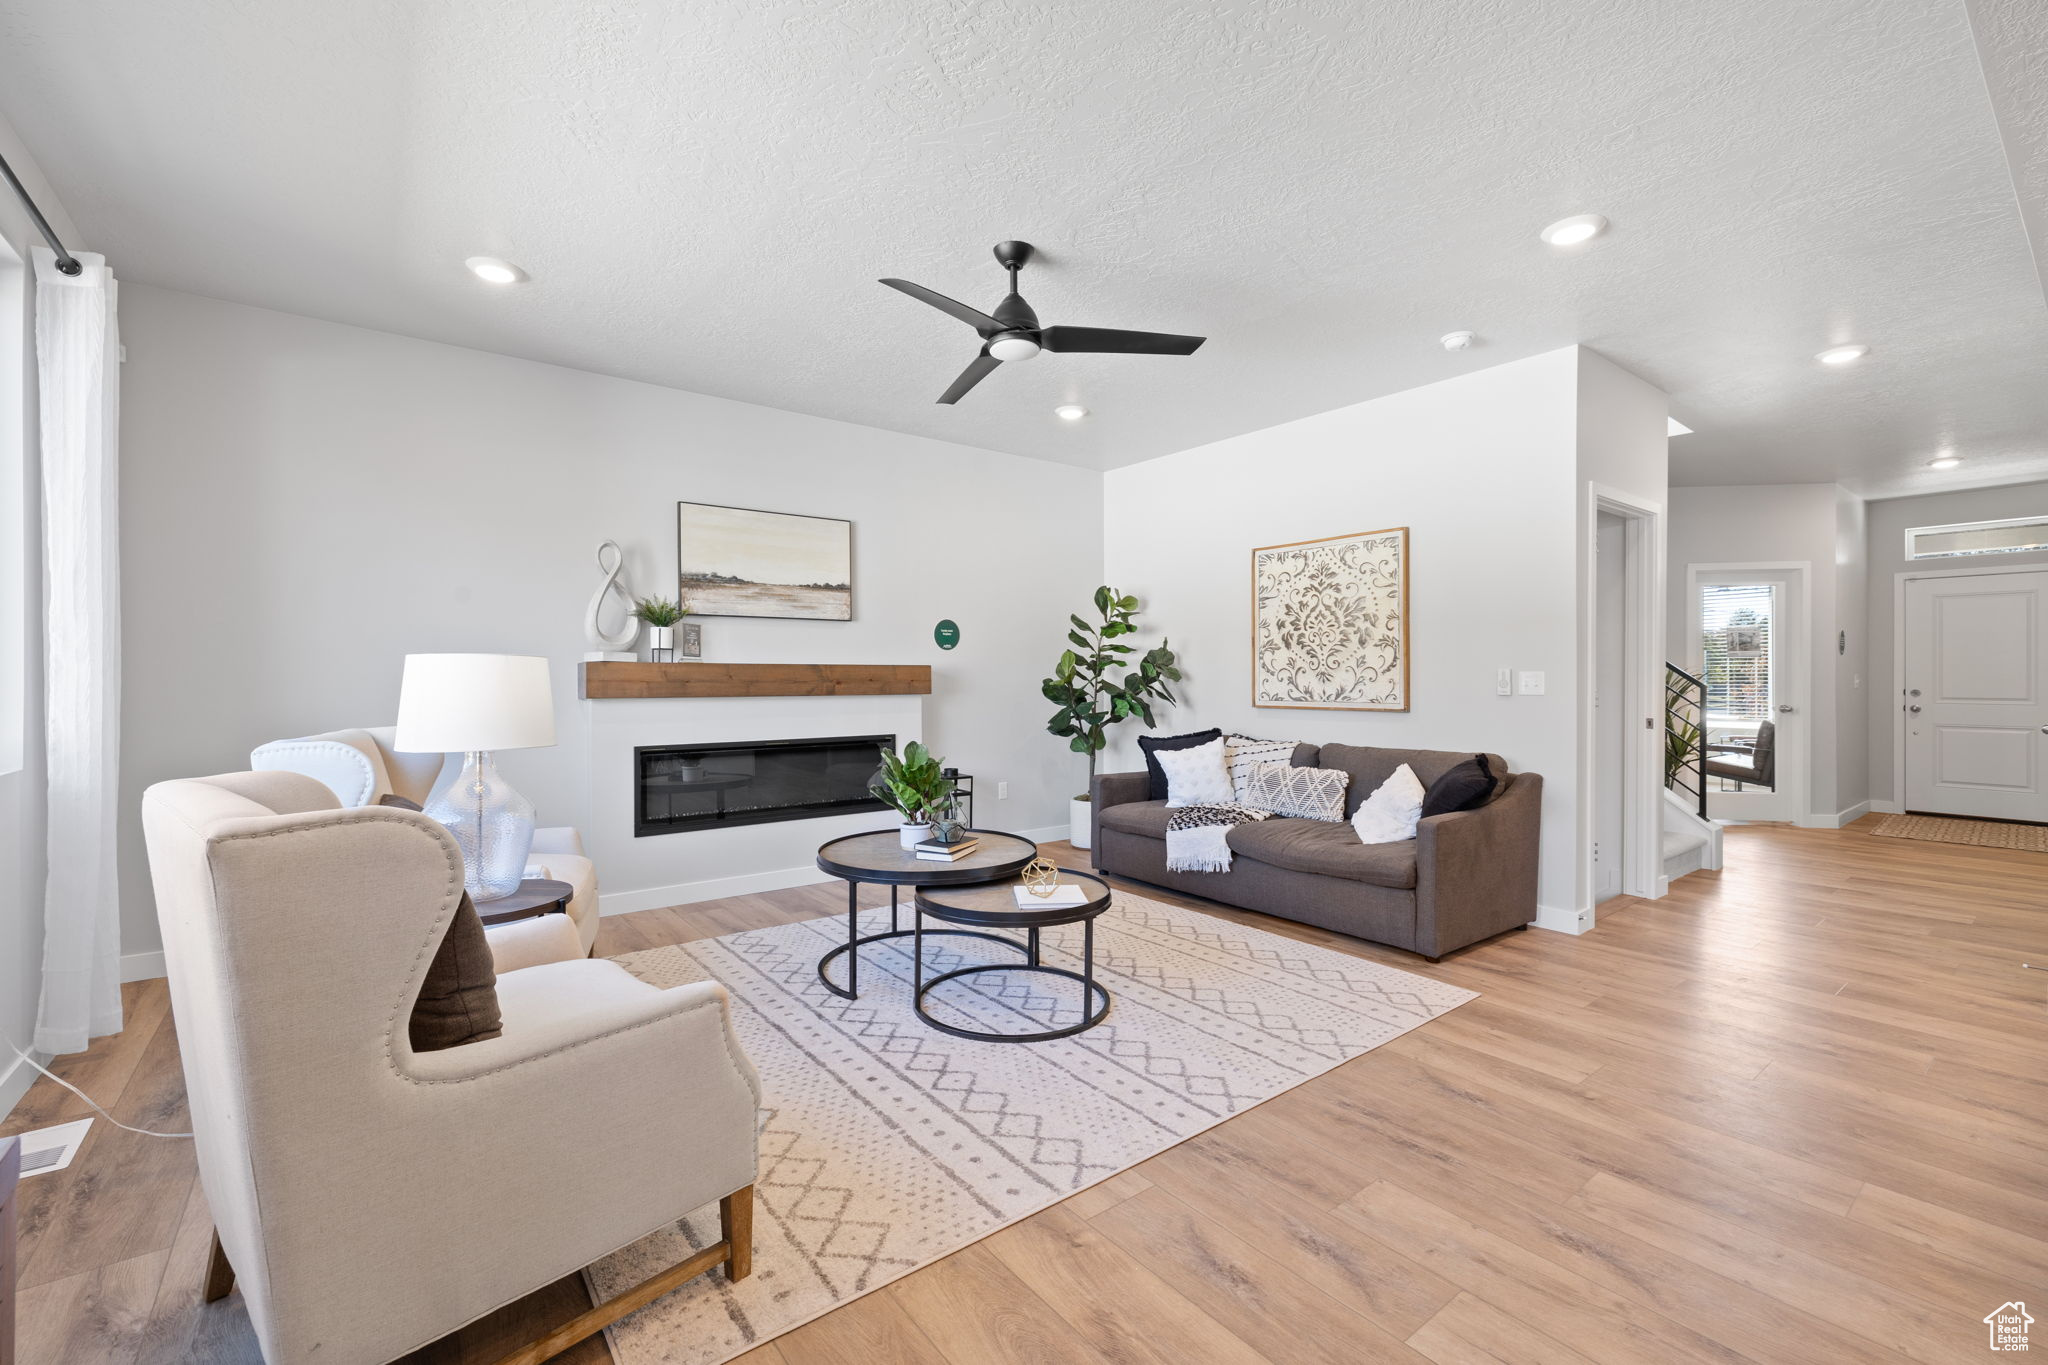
[1164,804,1272,872]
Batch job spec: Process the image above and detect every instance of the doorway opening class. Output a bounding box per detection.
[1689,565,1807,823]
[1583,485,1665,923]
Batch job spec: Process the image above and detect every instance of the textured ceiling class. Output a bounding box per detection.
[1,0,2045,496]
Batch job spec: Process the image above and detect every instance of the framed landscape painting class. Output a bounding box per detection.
[1252,526,1409,710]
[677,502,852,621]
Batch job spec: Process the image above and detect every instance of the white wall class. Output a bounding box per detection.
[1665,483,1869,825]
[116,285,1104,958]
[1102,347,1661,926]
[1865,479,2048,807]
[0,115,78,1108]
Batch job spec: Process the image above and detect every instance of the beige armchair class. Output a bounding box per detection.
[140,770,760,1365]
[251,725,601,954]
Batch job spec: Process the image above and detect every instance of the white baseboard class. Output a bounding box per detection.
[0,1048,44,1116]
[120,950,166,983]
[1533,903,1591,935]
[599,823,1077,918]
[600,864,835,916]
[1795,802,1872,830]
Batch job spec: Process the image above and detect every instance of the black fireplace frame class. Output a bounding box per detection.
[634,734,894,837]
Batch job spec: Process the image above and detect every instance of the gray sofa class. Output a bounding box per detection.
[1091,743,1542,961]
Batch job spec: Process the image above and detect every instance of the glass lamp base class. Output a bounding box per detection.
[424,750,536,901]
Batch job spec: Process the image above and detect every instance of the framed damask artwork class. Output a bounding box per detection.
[1251,527,1409,711]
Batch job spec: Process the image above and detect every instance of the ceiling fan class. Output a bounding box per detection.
[880,241,1206,404]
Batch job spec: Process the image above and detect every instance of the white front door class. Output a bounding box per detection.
[1903,571,2048,821]
[1694,572,1802,822]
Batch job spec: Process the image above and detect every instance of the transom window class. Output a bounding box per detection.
[1905,516,2048,560]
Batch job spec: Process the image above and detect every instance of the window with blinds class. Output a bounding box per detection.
[1700,584,1773,720]
[1905,516,2048,560]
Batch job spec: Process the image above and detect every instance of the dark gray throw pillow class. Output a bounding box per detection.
[1421,755,1498,818]
[378,793,424,811]
[408,890,503,1053]
[1137,728,1223,802]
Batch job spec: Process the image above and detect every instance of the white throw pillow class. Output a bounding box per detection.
[1242,762,1350,821]
[1224,736,1298,803]
[1159,737,1234,808]
[1351,764,1427,844]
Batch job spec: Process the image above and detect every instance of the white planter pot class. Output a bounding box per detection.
[898,821,931,850]
[1069,797,1093,849]
[646,625,675,661]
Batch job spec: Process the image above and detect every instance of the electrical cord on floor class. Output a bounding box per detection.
[5,1034,193,1138]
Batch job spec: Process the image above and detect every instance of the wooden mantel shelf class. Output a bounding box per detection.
[580,661,931,700]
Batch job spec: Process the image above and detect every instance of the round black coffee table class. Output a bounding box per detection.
[814,829,1038,1000]
[912,869,1113,1042]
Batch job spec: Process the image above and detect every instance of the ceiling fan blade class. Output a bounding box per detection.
[1040,325,1205,355]
[937,349,1001,404]
[880,278,1002,335]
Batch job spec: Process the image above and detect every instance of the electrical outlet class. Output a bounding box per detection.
[1496,667,1513,696]
[1517,670,1546,696]
[996,781,1009,800]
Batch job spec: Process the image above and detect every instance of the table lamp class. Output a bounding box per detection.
[395,653,557,901]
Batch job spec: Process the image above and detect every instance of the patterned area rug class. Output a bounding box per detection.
[586,891,1475,1365]
[1871,813,2048,851]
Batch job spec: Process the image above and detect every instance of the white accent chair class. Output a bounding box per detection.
[140,770,760,1365]
[251,726,602,955]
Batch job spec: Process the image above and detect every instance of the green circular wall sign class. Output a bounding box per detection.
[934,619,960,650]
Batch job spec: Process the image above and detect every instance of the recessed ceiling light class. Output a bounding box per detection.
[1928,455,1960,470]
[1539,214,1608,247]
[1668,417,1693,436]
[465,256,527,285]
[1816,344,1869,366]
[1439,330,1477,351]
[1054,404,1088,421]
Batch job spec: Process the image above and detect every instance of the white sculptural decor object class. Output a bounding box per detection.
[584,539,640,661]
[396,653,558,901]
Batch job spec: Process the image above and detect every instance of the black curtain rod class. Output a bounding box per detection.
[0,148,81,276]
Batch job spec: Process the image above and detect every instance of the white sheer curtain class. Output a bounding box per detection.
[32,246,122,1055]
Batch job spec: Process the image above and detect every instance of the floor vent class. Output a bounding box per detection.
[15,1117,92,1177]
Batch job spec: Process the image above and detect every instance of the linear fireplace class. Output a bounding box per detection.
[635,734,892,836]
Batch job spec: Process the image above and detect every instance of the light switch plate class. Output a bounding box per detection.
[996,781,1009,799]
[1496,667,1513,696]
[1517,670,1546,696]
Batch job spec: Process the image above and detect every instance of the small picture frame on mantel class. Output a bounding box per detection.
[679,621,703,658]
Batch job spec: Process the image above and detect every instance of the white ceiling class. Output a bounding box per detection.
[2,0,2045,497]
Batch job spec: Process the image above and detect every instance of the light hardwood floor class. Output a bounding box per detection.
[7,817,2046,1364]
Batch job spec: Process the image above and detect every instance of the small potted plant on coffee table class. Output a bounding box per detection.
[870,741,956,849]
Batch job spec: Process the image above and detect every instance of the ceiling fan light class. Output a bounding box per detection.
[988,333,1041,362]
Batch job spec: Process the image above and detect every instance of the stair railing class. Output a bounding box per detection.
[1664,663,1707,820]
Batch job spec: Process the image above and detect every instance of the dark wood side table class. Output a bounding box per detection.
[473,877,575,927]
[813,829,1038,999]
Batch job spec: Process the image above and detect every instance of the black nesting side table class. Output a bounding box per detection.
[912,869,1113,1042]
[813,829,1038,1000]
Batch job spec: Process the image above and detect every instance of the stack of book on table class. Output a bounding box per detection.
[914,835,980,861]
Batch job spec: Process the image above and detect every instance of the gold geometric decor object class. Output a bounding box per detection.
[1019,858,1062,897]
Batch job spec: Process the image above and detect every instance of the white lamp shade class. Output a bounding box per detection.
[394,653,557,752]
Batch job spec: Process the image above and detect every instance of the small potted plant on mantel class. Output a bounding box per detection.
[1044,586,1180,848]
[632,596,690,662]
[870,741,957,849]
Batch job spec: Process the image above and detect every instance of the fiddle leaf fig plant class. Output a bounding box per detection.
[869,740,956,824]
[1043,586,1181,801]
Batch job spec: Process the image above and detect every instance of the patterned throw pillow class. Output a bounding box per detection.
[1158,737,1235,808]
[1224,735,1298,803]
[1242,762,1350,822]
